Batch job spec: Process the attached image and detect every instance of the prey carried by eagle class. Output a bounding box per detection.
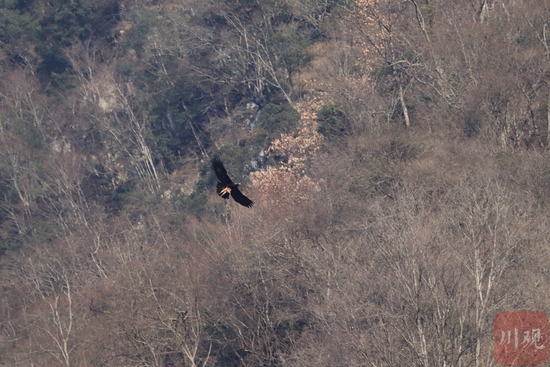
[212,157,254,208]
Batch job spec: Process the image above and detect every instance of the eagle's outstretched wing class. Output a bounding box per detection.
[211,157,232,186]
[211,156,254,208]
[231,187,254,208]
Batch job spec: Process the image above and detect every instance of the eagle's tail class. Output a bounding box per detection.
[216,182,231,199]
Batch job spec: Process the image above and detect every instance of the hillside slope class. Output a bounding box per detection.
[1,1,550,366]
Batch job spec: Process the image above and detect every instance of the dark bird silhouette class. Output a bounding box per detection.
[212,157,254,208]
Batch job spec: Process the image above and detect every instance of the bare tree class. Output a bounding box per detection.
[350,0,416,127]
[21,254,81,366]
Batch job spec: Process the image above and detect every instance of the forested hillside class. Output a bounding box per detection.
[1,0,550,365]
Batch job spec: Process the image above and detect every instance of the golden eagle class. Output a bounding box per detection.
[212,157,254,208]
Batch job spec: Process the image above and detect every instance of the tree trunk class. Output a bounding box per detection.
[394,69,411,127]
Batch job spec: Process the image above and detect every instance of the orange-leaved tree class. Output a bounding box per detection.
[250,95,325,209]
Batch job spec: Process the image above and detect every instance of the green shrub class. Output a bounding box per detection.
[316,102,347,139]
[259,103,301,135]
[172,191,207,218]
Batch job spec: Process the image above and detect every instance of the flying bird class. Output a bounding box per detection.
[212,157,254,208]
